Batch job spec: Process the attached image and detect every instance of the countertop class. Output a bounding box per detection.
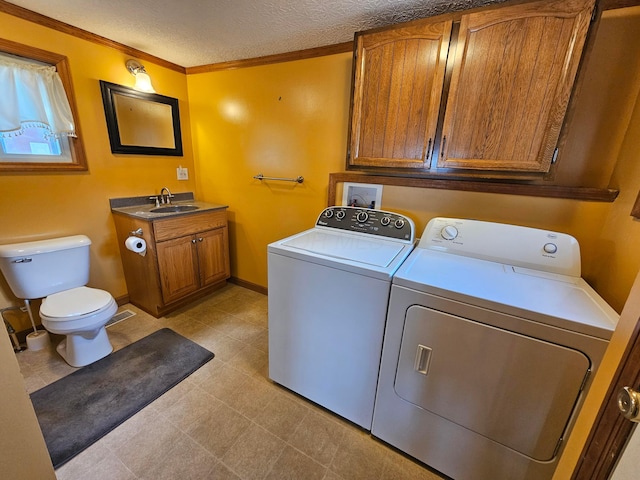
[110,192,228,220]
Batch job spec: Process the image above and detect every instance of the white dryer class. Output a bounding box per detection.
[373,217,619,480]
[268,206,415,429]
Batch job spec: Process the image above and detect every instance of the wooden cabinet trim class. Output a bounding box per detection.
[328,172,618,205]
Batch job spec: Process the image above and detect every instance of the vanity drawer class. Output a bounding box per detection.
[154,210,227,241]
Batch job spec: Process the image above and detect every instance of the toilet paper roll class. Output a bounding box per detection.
[26,330,50,351]
[125,236,146,256]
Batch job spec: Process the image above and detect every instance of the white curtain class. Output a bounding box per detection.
[0,57,76,138]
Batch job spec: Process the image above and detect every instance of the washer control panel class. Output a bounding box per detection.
[317,207,415,242]
[420,217,581,277]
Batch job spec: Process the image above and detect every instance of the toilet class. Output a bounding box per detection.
[0,235,117,367]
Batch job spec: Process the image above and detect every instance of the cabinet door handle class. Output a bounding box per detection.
[198,237,203,242]
[440,135,447,159]
[191,239,196,244]
[425,138,432,161]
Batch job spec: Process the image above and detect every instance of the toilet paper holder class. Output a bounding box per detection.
[129,228,143,237]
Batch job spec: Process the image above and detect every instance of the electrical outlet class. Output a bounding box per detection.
[177,166,189,180]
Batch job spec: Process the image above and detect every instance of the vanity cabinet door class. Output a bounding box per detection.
[156,235,200,304]
[348,18,452,169]
[196,227,230,287]
[438,0,594,173]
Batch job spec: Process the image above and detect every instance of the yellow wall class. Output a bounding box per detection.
[581,7,640,312]
[0,12,196,330]
[187,54,352,286]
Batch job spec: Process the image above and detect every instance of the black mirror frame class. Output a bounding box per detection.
[99,80,183,156]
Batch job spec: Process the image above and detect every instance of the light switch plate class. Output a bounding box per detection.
[177,167,189,180]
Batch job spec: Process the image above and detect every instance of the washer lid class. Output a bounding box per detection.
[40,287,112,318]
[281,229,406,267]
[269,227,415,280]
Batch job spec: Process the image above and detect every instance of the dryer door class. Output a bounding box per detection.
[394,305,590,460]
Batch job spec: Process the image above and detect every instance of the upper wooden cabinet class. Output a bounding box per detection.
[439,0,595,173]
[348,19,452,168]
[347,0,597,178]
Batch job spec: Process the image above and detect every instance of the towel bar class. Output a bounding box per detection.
[253,173,304,184]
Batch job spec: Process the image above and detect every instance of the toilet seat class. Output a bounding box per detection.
[41,286,113,320]
[39,286,117,367]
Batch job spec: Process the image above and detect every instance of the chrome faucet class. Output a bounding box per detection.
[159,187,173,204]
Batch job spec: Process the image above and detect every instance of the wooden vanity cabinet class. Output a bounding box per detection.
[438,0,594,173]
[112,209,230,317]
[348,18,452,168]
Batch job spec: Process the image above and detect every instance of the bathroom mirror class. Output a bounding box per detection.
[99,80,183,156]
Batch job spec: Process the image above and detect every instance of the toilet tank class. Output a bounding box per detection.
[0,235,91,299]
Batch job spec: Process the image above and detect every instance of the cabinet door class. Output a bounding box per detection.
[156,236,199,304]
[438,0,594,173]
[349,19,452,169]
[196,227,230,287]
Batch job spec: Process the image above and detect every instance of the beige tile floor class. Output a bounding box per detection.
[17,284,448,480]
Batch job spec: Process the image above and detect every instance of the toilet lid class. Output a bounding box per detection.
[40,286,113,318]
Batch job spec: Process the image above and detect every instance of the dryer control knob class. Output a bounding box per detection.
[336,210,346,220]
[381,216,391,226]
[394,219,405,229]
[441,225,458,240]
[543,243,558,254]
[356,211,369,223]
[324,209,334,218]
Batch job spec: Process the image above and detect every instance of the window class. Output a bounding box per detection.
[0,124,71,162]
[0,39,87,172]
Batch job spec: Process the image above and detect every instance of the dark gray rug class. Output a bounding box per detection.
[30,328,214,469]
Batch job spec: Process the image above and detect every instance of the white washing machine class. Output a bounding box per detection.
[373,217,619,480]
[268,206,415,429]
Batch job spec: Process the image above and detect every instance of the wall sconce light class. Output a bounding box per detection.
[126,59,155,93]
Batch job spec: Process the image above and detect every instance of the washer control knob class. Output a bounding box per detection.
[380,216,391,226]
[441,225,458,240]
[394,218,405,229]
[543,243,558,254]
[356,211,369,223]
[336,210,346,220]
[324,209,334,218]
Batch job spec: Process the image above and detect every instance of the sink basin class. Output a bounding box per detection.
[150,205,200,213]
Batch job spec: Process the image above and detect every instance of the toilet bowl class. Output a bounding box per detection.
[0,235,117,367]
[40,286,117,367]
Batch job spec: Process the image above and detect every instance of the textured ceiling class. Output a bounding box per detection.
[6,0,505,68]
